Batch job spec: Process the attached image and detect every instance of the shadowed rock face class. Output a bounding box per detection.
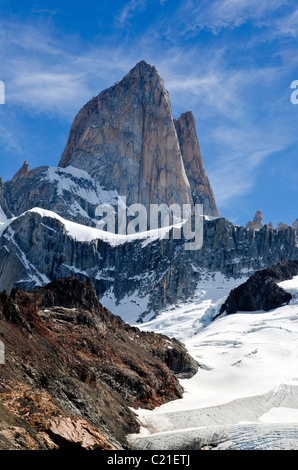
[277,222,289,231]
[0,211,297,319]
[0,276,198,450]
[219,260,298,315]
[58,60,219,216]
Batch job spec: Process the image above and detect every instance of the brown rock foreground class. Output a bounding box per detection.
[0,276,198,450]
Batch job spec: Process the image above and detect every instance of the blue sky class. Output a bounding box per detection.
[0,0,297,227]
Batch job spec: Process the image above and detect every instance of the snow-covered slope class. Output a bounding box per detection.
[0,206,7,224]
[129,275,298,450]
[45,166,120,209]
[2,207,176,246]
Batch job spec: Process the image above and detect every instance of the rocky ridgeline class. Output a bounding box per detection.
[0,276,197,450]
[246,210,298,234]
[0,211,297,320]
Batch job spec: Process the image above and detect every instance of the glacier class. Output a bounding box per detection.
[129,275,298,450]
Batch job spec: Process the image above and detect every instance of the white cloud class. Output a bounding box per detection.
[31,9,60,16]
[174,0,289,35]
[116,0,146,27]
[275,8,298,37]
[206,125,291,207]
[0,22,137,117]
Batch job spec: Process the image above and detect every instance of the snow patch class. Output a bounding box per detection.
[0,206,7,224]
[259,407,298,424]
[45,166,119,206]
[100,289,152,324]
[278,276,298,301]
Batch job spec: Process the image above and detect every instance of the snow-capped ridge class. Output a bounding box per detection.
[2,207,181,247]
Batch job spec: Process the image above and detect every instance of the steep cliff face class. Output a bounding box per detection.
[0,276,198,450]
[174,111,220,217]
[0,179,12,221]
[1,62,220,226]
[0,210,297,321]
[59,61,193,210]
[58,61,219,216]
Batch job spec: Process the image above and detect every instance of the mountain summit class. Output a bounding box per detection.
[59,61,220,216]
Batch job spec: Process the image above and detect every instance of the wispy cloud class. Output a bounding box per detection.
[274,7,298,38]
[31,9,61,16]
[0,21,136,117]
[171,0,289,35]
[207,126,290,207]
[115,0,147,27]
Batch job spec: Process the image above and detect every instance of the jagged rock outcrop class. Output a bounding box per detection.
[246,210,264,230]
[174,111,220,217]
[12,161,29,182]
[0,276,198,450]
[219,260,298,315]
[277,222,289,231]
[267,222,274,230]
[292,219,298,234]
[58,60,219,216]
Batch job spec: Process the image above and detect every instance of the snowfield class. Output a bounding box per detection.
[129,275,298,450]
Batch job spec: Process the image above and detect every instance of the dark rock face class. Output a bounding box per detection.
[219,260,298,315]
[0,211,297,320]
[0,276,198,450]
[277,222,289,231]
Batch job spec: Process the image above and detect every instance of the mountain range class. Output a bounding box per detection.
[0,61,297,323]
[1,60,298,451]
